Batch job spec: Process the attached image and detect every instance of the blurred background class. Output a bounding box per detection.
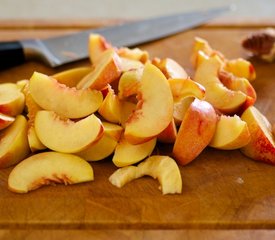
[0,0,274,21]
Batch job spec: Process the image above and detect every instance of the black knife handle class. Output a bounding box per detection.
[0,41,25,70]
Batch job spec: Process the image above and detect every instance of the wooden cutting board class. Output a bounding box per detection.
[0,20,275,239]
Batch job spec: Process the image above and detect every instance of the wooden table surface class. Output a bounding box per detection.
[0,20,275,240]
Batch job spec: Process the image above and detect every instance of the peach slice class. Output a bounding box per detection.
[77,49,122,90]
[173,97,195,126]
[112,136,156,167]
[118,68,143,99]
[109,155,182,195]
[209,115,251,150]
[119,57,144,72]
[29,72,103,119]
[157,119,177,143]
[0,115,30,168]
[240,106,275,164]
[0,113,15,130]
[120,101,136,128]
[0,83,25,116]
[152,58,188,79]
[218,70,257,104]
[16,79,29,91]
[8,151,94,193]
[77,134,117,161]
[27,125,47,152]
[168,78,205,102]
[173,99,217,165]
[117,47,149,63]
[224,58,256,81]
[88,34,113,63]
[22,82,42,122]
[34,110,103,153]
[124,63,174,144]
[191,37,224,68]
[76,122,123,161]
[194,54,248,114]
[52,67,92,87]
[102,121,123,141]
[22,82,46,152]
[98,87,121,124]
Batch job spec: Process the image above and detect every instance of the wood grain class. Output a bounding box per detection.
[0,22,275,239]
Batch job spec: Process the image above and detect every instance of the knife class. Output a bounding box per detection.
[0,6,230,70]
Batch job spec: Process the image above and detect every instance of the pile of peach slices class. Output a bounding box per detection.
[1,34,274,194]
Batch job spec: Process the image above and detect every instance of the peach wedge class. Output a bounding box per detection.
[0,113,15,130]
[124,63,174,144]
[0,115,30,168]
[224,58,256,82]
[77,122,123,161]
[88,34,113,63]
[241,106,275,164]
[0,83,25,117]
[77,49,122,90]
[194,54,248,114]
[8,151,94,193]
[209,115,251,150]
[173,99,217,165]
[109,155,182,195]
[152,58,188,79]
[34,110,103,153]
[52,66,92,87]
[112,136,156,167]
[29,72,103,119]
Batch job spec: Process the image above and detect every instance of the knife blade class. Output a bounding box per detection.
[0,6,231,70]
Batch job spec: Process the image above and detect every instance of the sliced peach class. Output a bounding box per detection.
[0,83,25,116]
[112,136,156,167]
[173,99,217,165]
[119,57,144,72]
[157,119,177,143]
[77,121,123,161]
[77,134,118,161]
[52,67,92,87]
[98,87,121,124]
[0,115,30,168]
[77,49,122,90]
[152,58,188,79]
[8,151,94,193]
[224,58,256,81]
[102,121,123,141]
[168,78,205,102]
[120,101,136,128]
[22,83,46,152]
[241,106,275,164]
[29,71,103,119]
[194,54,248,114]
[124,63,174,144]
[16,79,29,91]
[88,34,113,63]
[0,113,15,130]
[191,37,224,68]
[117,47,149,63]
[218,70,257,104]
[209,115,251,150]
[27,125,47,152]
[22,82,42,123]
[118,68,143,99]
[34,110,103,153]
[173,97,194,126]
[109,155,182,195]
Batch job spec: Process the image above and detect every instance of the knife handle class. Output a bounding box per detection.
[0,41,25,70]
